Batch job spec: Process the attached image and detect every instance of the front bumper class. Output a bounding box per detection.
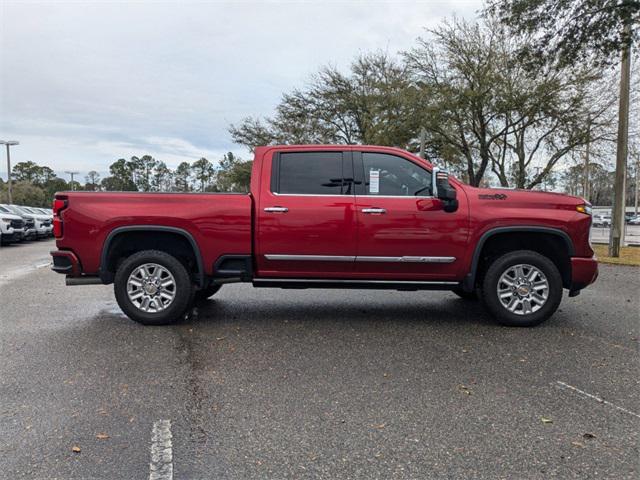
[570,256,598,292]
[1,230,23,243]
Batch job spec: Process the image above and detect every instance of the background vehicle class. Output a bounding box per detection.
[592,214,611,227]
[51,145,598,327]
[0,205,26,245]
[0,204,50,239]
[34,208,55,236]
[21,206,53,237]
[1,205,36,240]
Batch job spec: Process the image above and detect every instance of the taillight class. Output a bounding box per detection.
[52,197,68,238]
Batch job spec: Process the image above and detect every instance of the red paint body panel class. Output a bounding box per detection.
[570,257,599,288]
[55,192,252,275]
[53,144,597,292]
[255,151,357,277]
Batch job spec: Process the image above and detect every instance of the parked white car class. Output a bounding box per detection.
[20,206,53,237]
[0,204,26,245]
[0,204,38,239]
[592,214,611,227]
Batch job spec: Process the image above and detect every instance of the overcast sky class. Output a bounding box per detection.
[0,0,482,180]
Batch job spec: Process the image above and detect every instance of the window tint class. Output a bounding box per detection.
[276,152,345,195]
[362,153,432,196]
[0,206,9,213]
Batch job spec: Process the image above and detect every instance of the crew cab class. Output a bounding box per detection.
[51,145,598,327]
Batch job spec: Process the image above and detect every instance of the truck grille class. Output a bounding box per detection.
[10,219,24,229]
[25,219,35,228]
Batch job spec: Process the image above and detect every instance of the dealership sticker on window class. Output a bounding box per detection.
[369,169,380,194]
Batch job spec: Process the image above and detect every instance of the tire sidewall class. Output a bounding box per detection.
[114,250,193,325]
[482,250,563,327]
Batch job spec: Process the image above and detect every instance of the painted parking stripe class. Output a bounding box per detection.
[556,381,640,419]
[149,420,173,480]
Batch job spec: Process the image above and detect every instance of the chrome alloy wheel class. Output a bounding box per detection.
[127,263,176,313]
[497,264,549,316]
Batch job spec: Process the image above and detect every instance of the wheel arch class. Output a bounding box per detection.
[462,226,574,292]
[100,225,205,287]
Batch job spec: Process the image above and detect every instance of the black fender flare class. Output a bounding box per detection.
[99,225,205,287]
[462,226,574,292]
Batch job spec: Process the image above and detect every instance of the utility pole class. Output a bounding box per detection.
[0,140,19,204]
[635,153,639,215]
[609,21,632,257]
[583,118,591,201]
[418,127,427,159]
[65,171,79,191]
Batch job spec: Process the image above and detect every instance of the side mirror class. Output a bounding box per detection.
[432,168,458,213]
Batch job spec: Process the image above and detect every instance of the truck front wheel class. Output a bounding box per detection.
[481,250,562,327]
[114,250,194,325]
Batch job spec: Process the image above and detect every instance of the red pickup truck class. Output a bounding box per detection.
[51,145,597,327]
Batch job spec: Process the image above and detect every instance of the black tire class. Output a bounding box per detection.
[480,250,562,327]
[194,285,222,302]
[114,249,194,325]
[452,288,477,300]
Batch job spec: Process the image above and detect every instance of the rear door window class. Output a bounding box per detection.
[273,152,352,195]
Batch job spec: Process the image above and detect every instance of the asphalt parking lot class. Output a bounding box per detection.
[1,240,638,479]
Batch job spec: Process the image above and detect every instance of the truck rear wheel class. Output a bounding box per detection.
[481,250,562,327]
[114,250,194,325]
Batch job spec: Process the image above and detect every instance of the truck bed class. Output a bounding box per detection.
[55,191,253,276]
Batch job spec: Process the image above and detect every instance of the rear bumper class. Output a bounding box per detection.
[50,250,82,276]
[570,256,598,291]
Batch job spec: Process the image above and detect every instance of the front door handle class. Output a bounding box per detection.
[264,206,289,213]
[362,208,386,214]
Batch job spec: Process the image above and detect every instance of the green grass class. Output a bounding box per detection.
[593,244,640,266]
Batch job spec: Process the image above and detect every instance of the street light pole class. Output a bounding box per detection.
[65,171,80,191]
[0,140,19,204]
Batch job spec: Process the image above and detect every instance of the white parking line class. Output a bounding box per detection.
[149,420,173,480]
[0,259,51,287]
[556,381,640,419]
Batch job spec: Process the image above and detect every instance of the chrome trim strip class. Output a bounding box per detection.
[357,195,435,199]
[264,254,455,263]
[272,192,351,197]
[265,254,356,262]
[356,256,456,264]
[271,192,435,199]
[254,278,459,285]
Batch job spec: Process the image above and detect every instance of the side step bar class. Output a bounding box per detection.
[65,276,103,286]
[253,278,459,291]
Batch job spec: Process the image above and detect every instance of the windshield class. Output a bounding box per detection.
[3,205,22,215]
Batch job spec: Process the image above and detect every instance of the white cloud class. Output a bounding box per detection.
[0,0,483,176]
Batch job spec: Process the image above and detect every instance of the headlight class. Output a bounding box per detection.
[576,204,592,215]
[1,217,12,223]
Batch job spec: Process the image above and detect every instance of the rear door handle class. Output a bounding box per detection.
[264,206,289,213]
[362,208,386,214]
